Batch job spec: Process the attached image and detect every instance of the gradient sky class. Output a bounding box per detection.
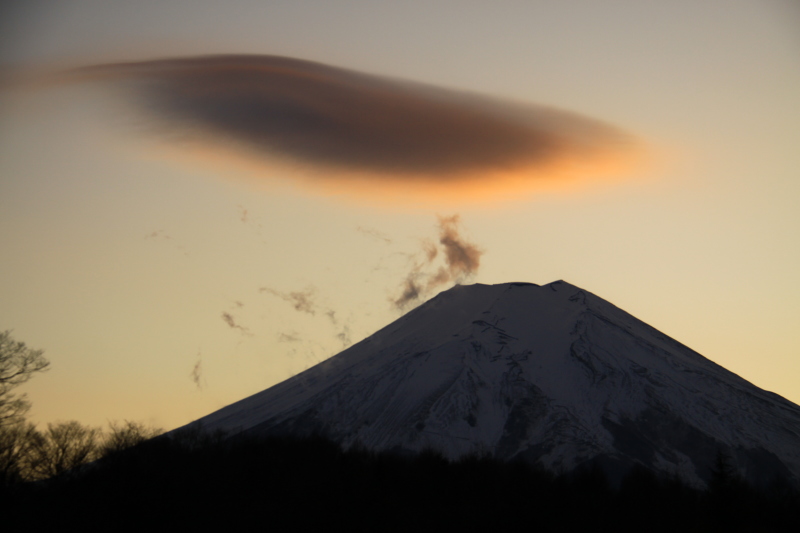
[1,1,798,432]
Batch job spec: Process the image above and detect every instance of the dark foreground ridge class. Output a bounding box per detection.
[4,430,799,532]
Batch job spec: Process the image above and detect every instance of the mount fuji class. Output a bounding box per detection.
[186,281,800,488]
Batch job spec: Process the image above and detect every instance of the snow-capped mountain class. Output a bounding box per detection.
[187,281,800,488]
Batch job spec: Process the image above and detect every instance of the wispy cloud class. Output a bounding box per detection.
[260,285,354,350]
[144,229,188,255]
[278,331,302,343]
[394,275,424,311]
[435,214,482,282]
[336,324,352,349]
[393,215,484,310]
[259,287,319,316]
[190,350,205,390]
[221,312,252,336]
[357,225,393,244]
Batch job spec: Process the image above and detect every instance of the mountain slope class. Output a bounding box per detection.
[187,281,800,488]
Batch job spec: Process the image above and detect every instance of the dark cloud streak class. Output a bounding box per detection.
[394,274,424,311]
[393,215,484,310]
[260,286,353,350]
[190,353,203,390]
[436,215,481,282]
[278,332,301,343]
[259,287,319,316]
[221,312,252,336]
[357,225,393,244]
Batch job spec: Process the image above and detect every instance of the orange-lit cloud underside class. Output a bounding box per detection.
[64,55,647,205]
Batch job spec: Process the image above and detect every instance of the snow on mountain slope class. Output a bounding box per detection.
[185,281,800,488]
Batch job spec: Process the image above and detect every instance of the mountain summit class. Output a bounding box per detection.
[188,281,800,488]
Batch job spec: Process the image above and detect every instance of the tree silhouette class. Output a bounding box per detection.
[25,421,100,479]
[0,420,38,486]
[709,448,740,492]
[0,330,50,426]
[101,420,162,455]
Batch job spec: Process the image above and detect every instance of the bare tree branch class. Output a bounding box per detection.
[0,330,50,425]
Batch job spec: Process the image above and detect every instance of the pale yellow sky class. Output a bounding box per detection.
[1,1,798,431]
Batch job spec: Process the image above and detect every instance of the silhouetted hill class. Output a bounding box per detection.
[5,431,799,532]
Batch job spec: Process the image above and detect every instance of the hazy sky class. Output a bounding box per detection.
[1,1,798,431]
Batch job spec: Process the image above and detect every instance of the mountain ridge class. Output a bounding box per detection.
[184,280,800,488]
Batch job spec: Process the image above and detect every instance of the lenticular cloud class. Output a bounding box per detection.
[59,54,644,202]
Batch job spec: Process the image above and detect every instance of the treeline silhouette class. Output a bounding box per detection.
[0,419,162,486]
[3,428,798,532]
